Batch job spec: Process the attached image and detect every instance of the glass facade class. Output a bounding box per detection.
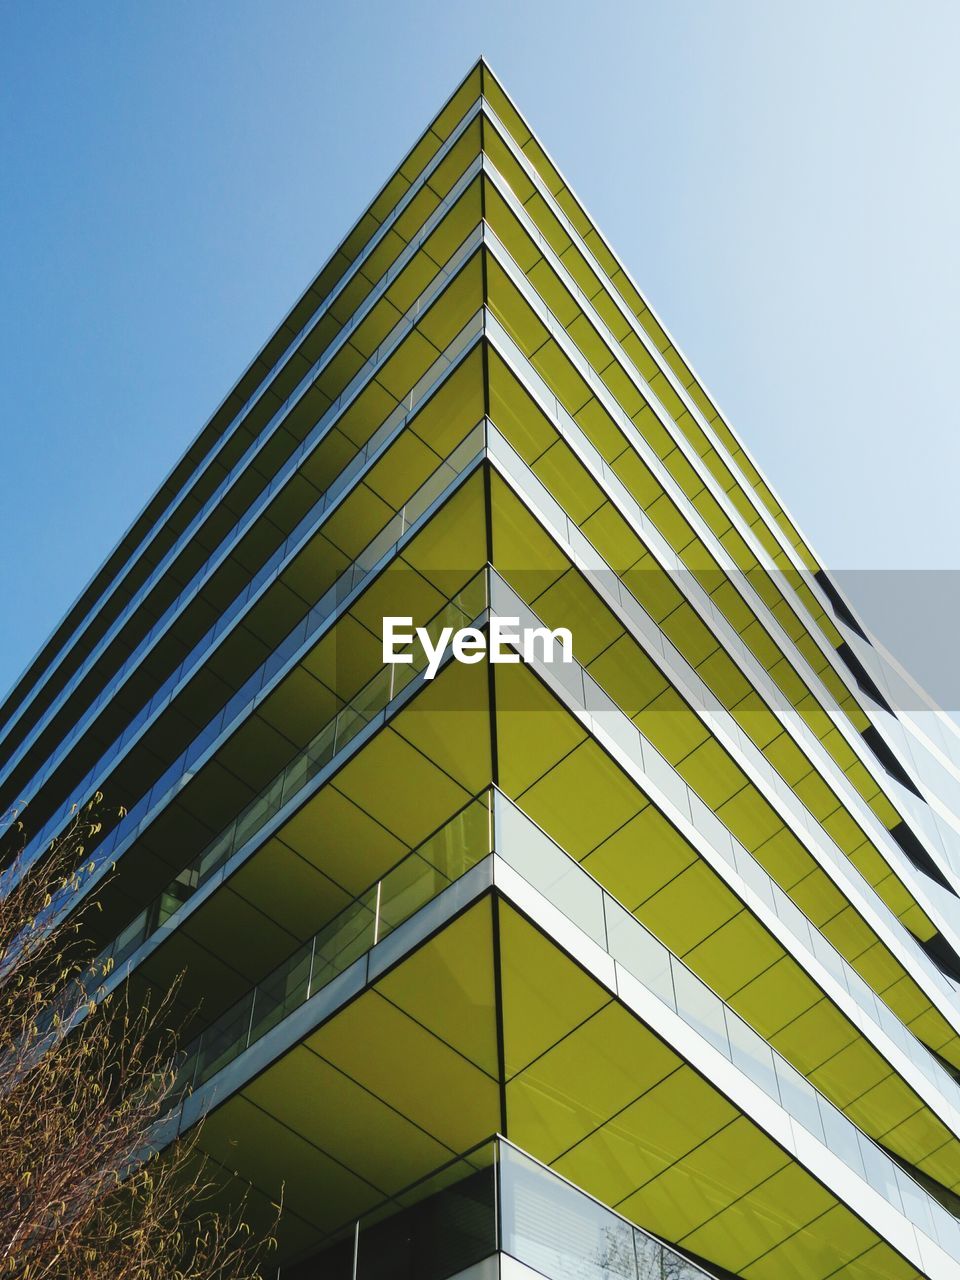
[6,57,960,1280]
[287,1139,715,1280]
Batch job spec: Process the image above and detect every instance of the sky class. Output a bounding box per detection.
[1,0,959,701]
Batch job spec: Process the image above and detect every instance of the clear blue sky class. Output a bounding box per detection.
[2,1,959,699]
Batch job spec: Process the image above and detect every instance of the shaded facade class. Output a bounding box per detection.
[5,59,960,1280]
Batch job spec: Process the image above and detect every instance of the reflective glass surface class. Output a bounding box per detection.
[494,790,960,1257]
[96,569,491,982]
[483,386,960,1070]
[10,366,486,879]
[483,239,950,955]
[4,226,484,832]
[160,774,959,1256]
[0,98,484,756]
[500,1142,708,1280]
[175,791,494,1092]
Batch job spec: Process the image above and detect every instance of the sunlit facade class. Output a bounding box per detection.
[6,58,960,1279]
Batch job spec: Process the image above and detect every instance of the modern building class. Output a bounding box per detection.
[6,57,960,1280]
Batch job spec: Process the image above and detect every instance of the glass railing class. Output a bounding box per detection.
[486,563,960,1124]
[10,434,486,943]
[5,288,485,866]
[0,97,484,756]
[168,774,958,1259]
[484,102,814,620]
[548,155,950,890]
[0,216,485,827]
[98,570,490,983]
[175,790,494,1093]
[486,245,957,1007]
[868,697,960,882]
[41,556,960,1249]
[490,95,857,672]
[294,1136,717,1280]
[485,307,960,1012]
[499,1141,713,1280]
[493,791,960,1258]
[7,323,486,882]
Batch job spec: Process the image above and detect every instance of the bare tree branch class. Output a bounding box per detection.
[0,799,279,1279]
